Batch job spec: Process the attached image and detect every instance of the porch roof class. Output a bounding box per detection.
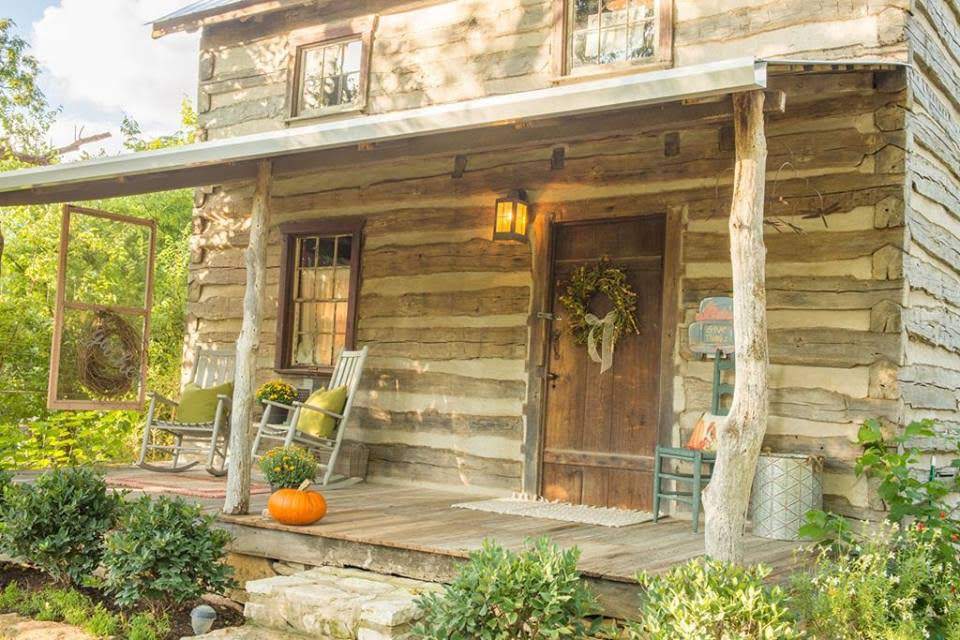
[0,57,765,207]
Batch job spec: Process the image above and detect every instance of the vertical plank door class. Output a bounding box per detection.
[541,215,665,511]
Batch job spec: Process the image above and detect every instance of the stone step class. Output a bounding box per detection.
[243,567,439,640]
[183,624,313,640]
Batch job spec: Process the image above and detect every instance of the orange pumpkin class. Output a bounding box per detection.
[267,481,327,525]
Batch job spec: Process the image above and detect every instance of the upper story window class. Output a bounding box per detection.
[297,39,363,115]
[286,17,376,120]
[563,0,671,76]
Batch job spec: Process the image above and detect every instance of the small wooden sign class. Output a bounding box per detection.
[688,296,734,357]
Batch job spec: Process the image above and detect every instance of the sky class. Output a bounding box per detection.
[2,0,200,157]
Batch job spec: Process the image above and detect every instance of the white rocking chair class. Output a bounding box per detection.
[137,348,234,475]
[252,346,368,487]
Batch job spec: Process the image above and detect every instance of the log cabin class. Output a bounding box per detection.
[1,0,959,617]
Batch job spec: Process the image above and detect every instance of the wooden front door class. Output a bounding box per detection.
[541,215,665,511]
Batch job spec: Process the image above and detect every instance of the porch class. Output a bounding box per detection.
[99,467,804,618]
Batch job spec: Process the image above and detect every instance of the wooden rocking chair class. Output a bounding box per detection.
[252,346,368,487]
[136,348,234,475]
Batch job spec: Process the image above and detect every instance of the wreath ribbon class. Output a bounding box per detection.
[585,311,617,374]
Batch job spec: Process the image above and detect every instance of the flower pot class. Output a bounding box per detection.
[261,401,288,424]
[750,453,823,541]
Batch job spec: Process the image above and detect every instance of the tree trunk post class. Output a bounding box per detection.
[702,90,770,563]
[224,160,272,515]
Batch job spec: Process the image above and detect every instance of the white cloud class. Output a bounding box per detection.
[32,0,199,136]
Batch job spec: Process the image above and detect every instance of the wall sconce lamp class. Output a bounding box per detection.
[492,189,530,242]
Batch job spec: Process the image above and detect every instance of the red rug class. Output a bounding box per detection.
[107,474,272,499]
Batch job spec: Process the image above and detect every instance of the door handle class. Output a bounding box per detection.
[546,371,559,388]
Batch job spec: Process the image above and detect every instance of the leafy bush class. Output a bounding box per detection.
[413,537,600,640]
[0,468,12,503]
[102,495,235,610]
[630,558,802,640]
[0,467,122,585]
[791,522,960,639]
[258,446,317,489]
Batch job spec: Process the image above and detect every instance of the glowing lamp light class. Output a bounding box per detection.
[492,189,530,242]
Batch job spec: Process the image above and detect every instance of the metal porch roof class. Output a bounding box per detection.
[0,58,767,207]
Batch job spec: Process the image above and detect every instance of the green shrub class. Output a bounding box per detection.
[0,468,12,506]
[0,467,122,585]
[0,411,140,470]
[791,522,960,639]
[413,537,600,640]
[630,558,802,640]
[126,611,171,640]
[102,495,235,610]
[85,604,121,637]
[0,582,24,610]
[258,446,318,489]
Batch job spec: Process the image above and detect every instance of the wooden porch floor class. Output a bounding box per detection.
[46,467,807,617]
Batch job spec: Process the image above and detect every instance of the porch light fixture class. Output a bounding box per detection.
[492,189,530,242]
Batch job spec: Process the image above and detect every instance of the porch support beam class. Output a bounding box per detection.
[224,159,272,515]
[702,90,770,563]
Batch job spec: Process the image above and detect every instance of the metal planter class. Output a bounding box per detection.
[751,452,823,541]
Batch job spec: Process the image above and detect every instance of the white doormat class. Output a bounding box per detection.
[452,493,654,528]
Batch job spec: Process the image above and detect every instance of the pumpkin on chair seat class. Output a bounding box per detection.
[267,479,327,525]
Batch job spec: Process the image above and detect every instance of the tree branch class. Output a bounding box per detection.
[1,131,111,166]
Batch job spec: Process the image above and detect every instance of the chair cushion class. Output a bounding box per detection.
[177,381,233,423]
[297,386,348,439]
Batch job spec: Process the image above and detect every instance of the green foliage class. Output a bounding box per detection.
[557,259,640,347]
[0,582,166,639]
[413,537,600,640]
[790,523,960,639]
[121,99,198,151]
[102,495,235,610]
[801,418,960,566]
[126,612,171,640]
[256,380,298,405]
[630,558,802,640]
[0,468,12,503]
[0,19,56,158]
[0,467,122,585]
[258,446,318,489]
[0,411,139,469]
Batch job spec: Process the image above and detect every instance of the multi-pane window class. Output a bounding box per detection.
[569,0,660,69]
[295,38,364,116]
[289,234,354,368]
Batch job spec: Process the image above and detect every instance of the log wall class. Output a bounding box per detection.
[185,71,908,511]
[194,0,909,140]
[901,0,960,460]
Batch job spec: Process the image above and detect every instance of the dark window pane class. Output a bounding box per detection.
[599,27,627,63]
[342,73,360,104]
[299,237,317,267]
[336,235,352,265]
[628,21,655,59]
[572,31,597,67]
[573,0,599,29]
[629,0,655,20]
[322,75,341,107]
[317,237,335,266]
[601,0,628,26]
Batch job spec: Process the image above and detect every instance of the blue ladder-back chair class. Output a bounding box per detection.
[137,348,234,476]
[252,346,368,487]
[653,349,732,532]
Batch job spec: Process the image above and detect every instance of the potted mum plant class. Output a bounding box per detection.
[255,380,298,424]
[258,446,327,526]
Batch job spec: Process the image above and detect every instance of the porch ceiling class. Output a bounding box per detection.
[0,57,765,207]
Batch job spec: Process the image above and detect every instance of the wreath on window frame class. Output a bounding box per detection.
[76,310,142,397]
[558,258,640,349]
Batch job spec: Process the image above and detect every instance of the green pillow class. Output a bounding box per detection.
[177,381,233,423]
[297,386,348,439]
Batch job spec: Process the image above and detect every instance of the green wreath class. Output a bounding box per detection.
[558,259,640,346]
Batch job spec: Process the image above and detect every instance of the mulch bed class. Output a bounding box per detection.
[0,561,245,639]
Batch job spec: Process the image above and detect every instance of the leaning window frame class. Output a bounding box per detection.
[274,218,365,375]
[552,0,673,79]
[285,15,378,121]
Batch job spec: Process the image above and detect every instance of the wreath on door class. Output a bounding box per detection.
[558,259,640,373]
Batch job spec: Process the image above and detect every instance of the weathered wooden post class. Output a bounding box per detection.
[702,90,770,563]
[224,160,272,515]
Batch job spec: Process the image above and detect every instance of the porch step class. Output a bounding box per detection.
[243,566,440,639]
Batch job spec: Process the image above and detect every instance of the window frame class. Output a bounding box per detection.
[274,218,365,375]
[552,0,673,79]
[284,16,377,122]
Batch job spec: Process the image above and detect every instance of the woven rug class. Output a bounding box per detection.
[452,494,654,528]
[107,474,272,499]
